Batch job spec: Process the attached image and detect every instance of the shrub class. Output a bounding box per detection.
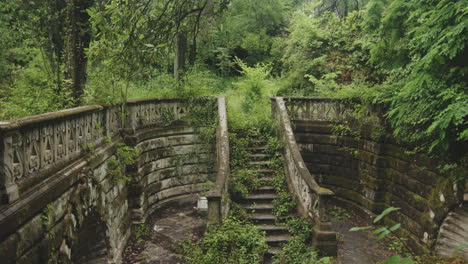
[176,217,268,264]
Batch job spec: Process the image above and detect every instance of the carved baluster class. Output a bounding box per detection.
[1,132,21,202]
[85,114,93,143]
[55,122,67,161]
[68,119,77,154]
[26,129,41,175]
[77,116,86,151]
[41,124,55,167]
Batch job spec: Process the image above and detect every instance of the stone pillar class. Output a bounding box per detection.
[206,192,221,223]
[0,132,21,204]
[312,194,337,256]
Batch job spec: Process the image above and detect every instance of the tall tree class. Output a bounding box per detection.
[65,0,94,104]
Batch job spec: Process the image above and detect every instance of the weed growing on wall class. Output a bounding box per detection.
[41,202,58,264]
[108,143,141,183]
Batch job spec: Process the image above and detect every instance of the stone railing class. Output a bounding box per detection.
[207,97,231,223]
[124,98,192,133]
[283,97,466,254]
[0,98,219,207]
[283,96,383,125]
[272,97,337,256]
[0,105,121,205]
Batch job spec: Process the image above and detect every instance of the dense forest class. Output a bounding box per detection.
[0,0,466,162]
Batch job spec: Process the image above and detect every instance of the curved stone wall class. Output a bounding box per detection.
[0,98,221,263]
[127,125,214,222]
[283,97,466,254]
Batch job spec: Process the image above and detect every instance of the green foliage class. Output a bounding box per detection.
[273,190,297,218]
[383,255,414,264]
[272,170,297,218]
[350,207,415,262]
[133,223,151,242]
[363,0,468,155]
[108,143,141,183]
[200,0,295,71]
[229,168,260,198]
[226,59,280,130]
[274,217,332,264]
[0,48,73,120]
[176,217,268,264]
[329,206,352,221]
[41,203,55,229]
[266,136,283,155]
[279,8,377,95]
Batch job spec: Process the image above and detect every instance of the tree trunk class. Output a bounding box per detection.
[65,0,93,105]
[174,31,187,80]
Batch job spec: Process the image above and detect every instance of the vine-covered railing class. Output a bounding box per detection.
[272,97,337,256]
[0,98,220,206]
[207,97,230,223]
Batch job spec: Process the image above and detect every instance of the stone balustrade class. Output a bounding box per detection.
[207,97,231,223]
[0,105,120,205]
[0,97,222,264]
[282,97,466,254]
[272,97,337,256]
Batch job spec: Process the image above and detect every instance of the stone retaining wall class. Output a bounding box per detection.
[283,97,465,254]
[0,98,220,263]
[126,126,214,223]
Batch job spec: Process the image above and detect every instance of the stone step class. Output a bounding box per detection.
[442,218,468,233]
[264,247,283,264]
[248,140,268,147]
[248,153,272,161]
[259,177,274,183]
[258,224,289,235]
[243,193,279,202]
[243,204,275,214]
[252,186,276,194]
[246,146,268,154]
[266,247,283,256]
[265,234,291,247]
[250,213,277,225]
[259,169,276,176]
[437,206,468,259]
[248,161,270,167]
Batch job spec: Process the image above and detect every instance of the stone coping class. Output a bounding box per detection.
[0,105,103,132]
[207,97,230,197]
[273,97,334,196]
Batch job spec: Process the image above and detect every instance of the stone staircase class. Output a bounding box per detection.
[436,183,468,259]
[237,140,291,263]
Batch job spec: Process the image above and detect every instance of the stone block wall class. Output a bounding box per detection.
[284,97,465,254]
[126,125,214,223]
[0,139,130,264]
[0,98,220,263]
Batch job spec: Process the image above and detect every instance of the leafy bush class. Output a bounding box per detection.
[176,217,268,264]
[229,168,260,198]
[226,59,280,130]
[274,218,332,264]
[0,49,73,120]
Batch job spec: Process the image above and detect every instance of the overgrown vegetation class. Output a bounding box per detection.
[176,216,268,264]
[108,143,141,183]
[1,0,466,261]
